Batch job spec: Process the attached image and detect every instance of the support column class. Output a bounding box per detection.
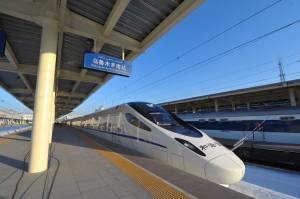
[174,105,178,114]
[29,19,58,173]
[289,88,296,107]
[246,102,250,110]
[214,99,219,112]
[297,91,300,106]
[232,100,236,111]
[192,107,196,114]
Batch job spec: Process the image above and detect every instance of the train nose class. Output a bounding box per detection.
[205,154,245,185]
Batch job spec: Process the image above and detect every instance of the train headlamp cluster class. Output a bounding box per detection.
[175,138,206,157]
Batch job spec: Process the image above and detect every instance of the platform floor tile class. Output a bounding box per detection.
[0,127,152,199]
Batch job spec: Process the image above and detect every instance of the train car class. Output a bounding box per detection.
[183,112,300,168]
[69,102,245,185]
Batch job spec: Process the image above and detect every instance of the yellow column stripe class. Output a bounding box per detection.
[75,130,192,199]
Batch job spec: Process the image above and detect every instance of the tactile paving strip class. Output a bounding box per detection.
[75,130,193,199]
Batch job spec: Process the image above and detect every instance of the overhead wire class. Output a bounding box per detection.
[155,71,300,104]
[119,20,300,101]
[144,68,278,99]
[200,71,300,94]
[107,0,285,97]
[130,60,278,99]
[139,67,278,102]
[132,56,300,101]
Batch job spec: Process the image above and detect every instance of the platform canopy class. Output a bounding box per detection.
[0,0,203,117]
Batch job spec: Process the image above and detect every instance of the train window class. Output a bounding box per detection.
[280,116,294,121]
[220,118,228,121]
[125,113,139,127]
[125,113,151,132]
[129,102,202,137]
[139,122,151,132]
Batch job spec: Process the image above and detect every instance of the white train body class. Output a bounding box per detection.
[182,111,300,145]
[70,102,245,185]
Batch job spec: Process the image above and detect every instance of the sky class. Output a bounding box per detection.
[1,0,300,116]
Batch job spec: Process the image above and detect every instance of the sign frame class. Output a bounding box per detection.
[83,52,132,77]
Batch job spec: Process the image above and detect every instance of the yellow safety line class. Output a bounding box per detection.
[75,130,192,199]
[0,136,8,144]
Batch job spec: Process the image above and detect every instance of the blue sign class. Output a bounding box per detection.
[0,30,6,57]
[83,52,132,77]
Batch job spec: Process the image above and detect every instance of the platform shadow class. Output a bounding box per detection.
[52,126,148,159]
[0,136,30,142]
[0,154,27,171]
[5,125,147,161]
[14,131,31,139]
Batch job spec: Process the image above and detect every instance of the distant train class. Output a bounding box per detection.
[68,102,245,185]
[183,113,300,145]
[180,111,300,168]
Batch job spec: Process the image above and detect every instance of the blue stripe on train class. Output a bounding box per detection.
[85,127,167,149]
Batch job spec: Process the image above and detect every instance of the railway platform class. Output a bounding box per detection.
[0,126,252,199]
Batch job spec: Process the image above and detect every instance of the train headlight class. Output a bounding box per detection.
[175,138,206,157]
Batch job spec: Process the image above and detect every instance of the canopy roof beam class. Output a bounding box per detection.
[18,96,81,104]
[0,0,141,52]
[4,41,33,94]
[126,0,204,60]
[0,0,204,116]
[55,0,68,104]
[9,88,86,99]
[0,63,103,84]
[69,0,131,98]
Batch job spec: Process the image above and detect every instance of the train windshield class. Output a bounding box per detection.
[149,112,178,126]
[129,102,202,138]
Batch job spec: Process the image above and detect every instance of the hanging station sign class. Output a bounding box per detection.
[0,30,6,57]
[83,52,132,77]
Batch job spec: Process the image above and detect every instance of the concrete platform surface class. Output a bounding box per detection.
[0,126,252,199]
[0,127,151,199]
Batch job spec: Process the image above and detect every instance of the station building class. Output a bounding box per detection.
[161,79,300,118]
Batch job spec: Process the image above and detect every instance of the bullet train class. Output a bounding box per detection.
[69,102,245,185]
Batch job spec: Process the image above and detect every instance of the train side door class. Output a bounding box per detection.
[124,113,138,150]
[136,120,154,157]
[150,128,168,163]
[106,114,113,142]
[113,112,122,145]
[132,122,140,151]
